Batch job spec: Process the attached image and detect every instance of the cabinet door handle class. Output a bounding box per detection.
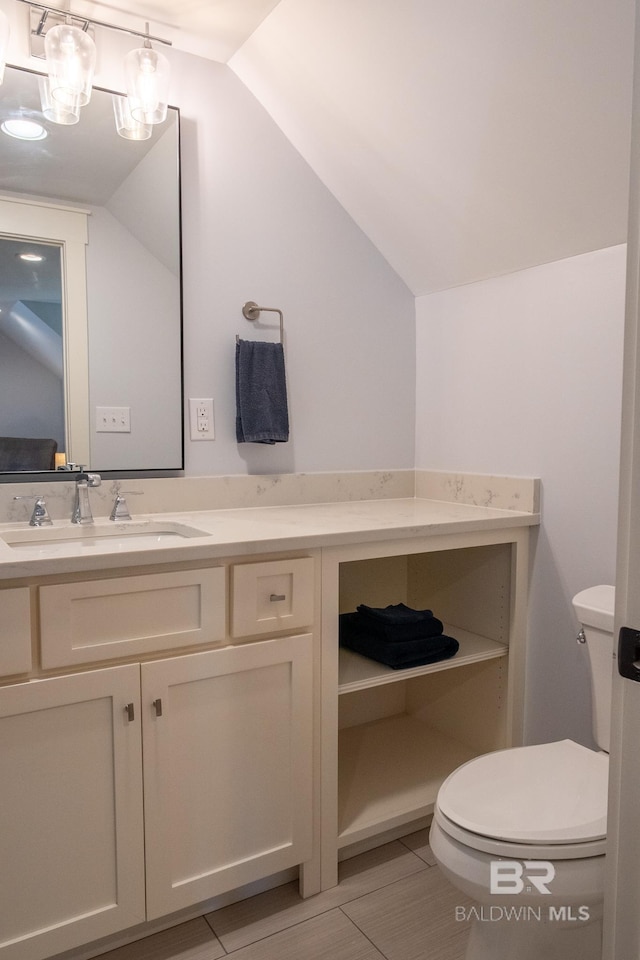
[153,698,163,717]
[124,703,135,722]
[270,594,286,602]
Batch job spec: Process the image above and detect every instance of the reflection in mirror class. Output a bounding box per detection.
[0,65,183,474]
[0,238,64,462]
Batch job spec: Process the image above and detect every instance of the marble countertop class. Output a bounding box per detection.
[0,496,539,580]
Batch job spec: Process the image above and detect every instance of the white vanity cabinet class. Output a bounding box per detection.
[0,665,145,960]
[0,553,316,960]
[0,488,537,959]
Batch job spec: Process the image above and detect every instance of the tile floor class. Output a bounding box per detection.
[95,830,473,960]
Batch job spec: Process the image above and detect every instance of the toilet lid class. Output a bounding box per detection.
[437,740,608,844]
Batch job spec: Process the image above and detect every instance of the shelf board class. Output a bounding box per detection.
[338,714,478,848]
[338,625,507,694]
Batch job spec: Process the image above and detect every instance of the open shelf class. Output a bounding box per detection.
[338,625,507,694]
[337,714,478,847]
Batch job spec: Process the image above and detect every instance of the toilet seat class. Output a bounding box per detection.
[434,807,607,860]
[436,739,608,858]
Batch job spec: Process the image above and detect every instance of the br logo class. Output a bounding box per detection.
[490,860,556,895]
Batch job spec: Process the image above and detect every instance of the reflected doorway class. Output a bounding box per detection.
[0,236,65,465]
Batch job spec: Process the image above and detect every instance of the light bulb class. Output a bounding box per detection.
[45,22,96,108]
[125,43,170,125]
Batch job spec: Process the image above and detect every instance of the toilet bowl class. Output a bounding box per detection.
[429,585,614,960]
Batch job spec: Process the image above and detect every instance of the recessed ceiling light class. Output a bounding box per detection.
[17,252,45,263]
[1,118,47,141]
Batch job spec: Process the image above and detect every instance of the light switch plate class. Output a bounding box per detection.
[96,406,131,433]
[189,398,214,441]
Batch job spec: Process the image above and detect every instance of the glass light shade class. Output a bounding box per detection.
[112,94,151,140]
[38,76,80,125]
[44,22,96,108]
[0,9,10,86]
[125,45,170,125]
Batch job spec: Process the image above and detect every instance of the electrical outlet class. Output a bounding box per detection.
[189,398,214,441]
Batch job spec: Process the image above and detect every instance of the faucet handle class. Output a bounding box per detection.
[109,491,142,521]
[13,495,53,527]
[76,466,101,487]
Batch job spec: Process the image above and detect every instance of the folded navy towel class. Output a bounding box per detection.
[339,613,459,669]
[236,339,289,444]
[357,603,438,625]
[356,603,444,640]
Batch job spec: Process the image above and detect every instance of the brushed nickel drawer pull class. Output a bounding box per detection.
[153,698,163,717]
[125,703,135,722]
[270,593,286,602]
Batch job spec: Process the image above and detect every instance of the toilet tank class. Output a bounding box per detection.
[572,585,615,752]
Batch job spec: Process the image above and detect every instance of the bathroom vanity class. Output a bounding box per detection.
[0,477,538,960]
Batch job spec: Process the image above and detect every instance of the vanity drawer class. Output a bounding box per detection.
[39,568,226,668]
[231,558,314,638]
[0,587,32,676]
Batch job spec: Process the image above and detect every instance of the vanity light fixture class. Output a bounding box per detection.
[0,9,10,85]
[19,1,172,134]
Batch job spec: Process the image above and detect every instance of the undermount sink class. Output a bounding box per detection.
[2,520,210,554]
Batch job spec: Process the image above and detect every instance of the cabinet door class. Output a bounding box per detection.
[142,635,313,919]
[0,665,145,960]
[0,588,31,676]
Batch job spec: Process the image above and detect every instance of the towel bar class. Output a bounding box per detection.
[236,301,284,344]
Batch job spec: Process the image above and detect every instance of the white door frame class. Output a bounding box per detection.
[603,3,640,955]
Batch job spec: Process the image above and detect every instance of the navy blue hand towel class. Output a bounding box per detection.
[356,603,444,640]
[236,339,289,444]
[339,613,459,669]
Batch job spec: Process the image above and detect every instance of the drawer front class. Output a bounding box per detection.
[0,587,32,676]
[231,557,314,638]
[40,568,226,668]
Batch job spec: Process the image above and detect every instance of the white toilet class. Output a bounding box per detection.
[429,584,614,960]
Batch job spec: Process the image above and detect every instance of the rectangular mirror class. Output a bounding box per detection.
[0,65,183,475]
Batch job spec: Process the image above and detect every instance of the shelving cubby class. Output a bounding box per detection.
[320,531,529,877]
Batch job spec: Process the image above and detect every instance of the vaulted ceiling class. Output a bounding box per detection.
[67,0,638,295]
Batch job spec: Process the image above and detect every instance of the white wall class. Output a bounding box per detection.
[0,330,64,446]
[415,246,626,745]
[87,206,182,471]
[230,0,633,296]
[170,52,416,476]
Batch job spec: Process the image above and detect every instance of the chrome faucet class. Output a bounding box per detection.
[71,468,101,524]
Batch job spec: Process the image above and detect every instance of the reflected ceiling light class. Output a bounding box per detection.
[17,252,45,262]
[0,9,10,86]
[44,18,96,108]
[125,27,170,125]
[1,117,47,140]
[21,2,172,135]
[112,94,151,141]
